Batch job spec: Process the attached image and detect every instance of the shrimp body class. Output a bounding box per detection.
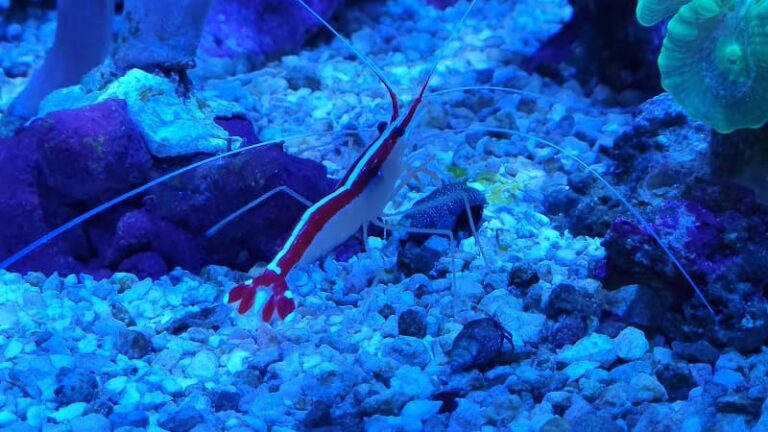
[228,81,431,321]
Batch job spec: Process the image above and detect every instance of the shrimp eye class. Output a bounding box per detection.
[393,126,405,137]
[376,121,388,134]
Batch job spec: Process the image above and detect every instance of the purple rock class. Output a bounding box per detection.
[601,181,768,351]
[148,143,335,270]
[214,115,260,144]
[108,210,202,277]
[0,99,336,278]
[201,0,344,63]
[36,99,152,202]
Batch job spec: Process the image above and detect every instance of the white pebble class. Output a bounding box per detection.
[3,339,23,359]
[105,376,128,394]
[614,326,649,361]
[188,350,218,379]
[49,402,87,423]
[0,411,17,427]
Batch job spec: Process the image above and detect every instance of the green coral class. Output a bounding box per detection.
[638,0,768,133]
[636,0,692,26]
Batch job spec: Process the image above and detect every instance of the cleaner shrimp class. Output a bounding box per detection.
[0,0,716,323]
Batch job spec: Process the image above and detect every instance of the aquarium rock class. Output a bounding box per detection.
[39,69,233,158]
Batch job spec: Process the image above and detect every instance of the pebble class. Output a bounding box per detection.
[398,308,428,338]
[556,333,617,367]
[671,341,719,364]
[105,376,128,394]
[712,369,745,391]
[116,330,151,359]
[3,339,24,359]
[0,411,17,427]
[562,361,600,383]
[382,337,431,369]
[54,368,99,405]
[188,350,219,379]
[715,352,747,372]
[69,414,110,432]
[401,399,442,421]
[494,310,546,345]
[110,410,149,429]
[213,389,241,412]
[608,361,652,383]
[49,402,87,423]
[159,406,206,432]
[613,326,648,361]
[629,373,668,403]
[225,349,251,374]
[390,366,434,400]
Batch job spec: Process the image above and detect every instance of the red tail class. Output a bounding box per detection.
[228,270,296,321]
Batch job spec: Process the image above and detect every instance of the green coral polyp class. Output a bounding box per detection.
[649,0,768,133]
[715,39,748,81]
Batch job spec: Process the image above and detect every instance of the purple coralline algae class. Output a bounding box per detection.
[602,181,768,351]
[0,102,335,278]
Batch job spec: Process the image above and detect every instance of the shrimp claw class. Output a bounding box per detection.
[228,270,296,321]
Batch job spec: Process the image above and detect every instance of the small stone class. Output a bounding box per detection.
[653,347,674,365]
[54,368,99,405]
[629,373,668,403]
[398,309,427,338]
[105,376,128,394]
[109,410,149,429]
[715,394,763,416]
[303,401,332,428]
[671,341,718,364]
[382,337,431,369]
[26,406,47,427]
[544,283,597,318]
[0,411,17,427]
[556,333,617,367]
[390,366,435,400]
[188,350,218,379]
[225,349,251,374]
[116,330,151,359]
[550,314,588,349]
[494,310,546,345]
[158,406,206,432]
[656,363,696,401]
[49,402,87,423]
[613,326,648,361]
[562,361,600,383]
[715,352,747,372]
[712,369,745,391]
[609,361,652,383]
[158,304,230,335]
[401,399,442,421]
[689,363,713,386]
[110,303,136,327]
[449,399,486,430]
[540,416,570,432]
[70,414,110,432]
[3,339,24,359]
[213,389,241,412]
